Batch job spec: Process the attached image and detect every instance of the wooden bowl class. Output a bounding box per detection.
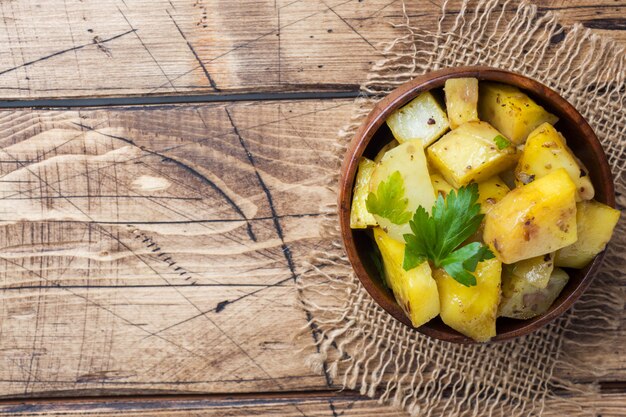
[338,66,616,343]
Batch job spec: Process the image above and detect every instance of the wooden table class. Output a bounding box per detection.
[0,1,623,416]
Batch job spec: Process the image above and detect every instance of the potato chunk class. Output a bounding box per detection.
[510,253,555,289]
[477,176,510,214]
[498,267,569,320]
[373,139,399,163]
[434,258,502,342]
[516,122,594,201]
[445,77,479,128]
[386,91,449,147]
[373,227,440,327]
[478,82,558,145]
[427,121,518,188]
[430,173,455,198]
[350,157,378,229]
[483,169,577,264]
[369,141,436,242]
[555,200,620,268]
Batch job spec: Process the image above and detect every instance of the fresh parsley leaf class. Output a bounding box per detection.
[402,184,495,286]
[439,242,495,286]
[366,171,412,225]
[494,134,511,150]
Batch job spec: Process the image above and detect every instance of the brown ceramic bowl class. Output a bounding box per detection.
[339,66,615,343]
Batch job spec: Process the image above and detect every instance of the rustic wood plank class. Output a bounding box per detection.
[0,0,623,99]
[1,391,625,416]
[0,393,403,417]
[0,100,623,399]
[0,100,346,398]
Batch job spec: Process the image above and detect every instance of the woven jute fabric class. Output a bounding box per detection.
[297,1,625,416]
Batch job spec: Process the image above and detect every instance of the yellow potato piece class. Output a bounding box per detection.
[373,139,399,163]
[516,122,594,201]
[498,267,568,320]
[483,169,577,264]
[555,200,620,268]
[369,141,435,242]
[478,82,558,145]
[386,91,449,147]
[349,157,378,229]
[445,77,479,129]
[430,172,455,198]
[427,121,518,188]
[510,253,555,289]
[434,258,502,342]
[373,228,440,327]
[476,176,510,214]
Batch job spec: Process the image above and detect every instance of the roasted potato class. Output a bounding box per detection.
[476,175,510,214]
[478,82,558,145]
[350,157,378,229]
[510,253,554,289]
[499,267,569,319]
[427,121,518,188]
[483,169,577,264]
[430,172,455,198]
[555,200,620,268]
[435,258,502,342]
[373,227,440,327]
[386,91,449,147]
[369,141,436,242]
[516,122,594,201]
[444,77,479,129]
[374,139,399,163]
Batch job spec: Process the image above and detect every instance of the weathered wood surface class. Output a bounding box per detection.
[0,100,623,400]
[0,0,623,99]
[1,392,625,417]
[0,100,342,397]
[0,393,403,417]
[0,0,624,413]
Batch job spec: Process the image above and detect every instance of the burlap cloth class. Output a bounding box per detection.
[297,1,625,416]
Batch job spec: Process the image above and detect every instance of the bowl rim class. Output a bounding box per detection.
[338,65,616,344]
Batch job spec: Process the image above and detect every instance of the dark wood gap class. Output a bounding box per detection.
[0,89,364,110]
[0,389,361,408]
[1,381,624,406]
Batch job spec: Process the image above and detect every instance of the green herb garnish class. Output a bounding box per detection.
[402,183,495,286]
[366,171,412,225]
[494,134,511,150]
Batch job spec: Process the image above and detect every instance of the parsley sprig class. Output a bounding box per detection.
[366,171,412,225]
[402,183,494,286]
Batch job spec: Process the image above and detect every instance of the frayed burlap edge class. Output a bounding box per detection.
[297,1,625,416]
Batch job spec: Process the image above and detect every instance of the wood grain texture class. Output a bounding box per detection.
[0,0,623,412]
[0,393,403,417]
[1,391,625,416]
[0,0,623,99]
[0,100,346,398]
[0,100,623,400]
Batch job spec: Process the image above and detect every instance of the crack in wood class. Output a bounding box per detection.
[117,7,178,91]
[72,121,258,242]
[322,0,379,52]
[147,0,355,94]
[0,29,136,77]
[225,107,333,388]
[132,229,196,284]
[167,10,220,91]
